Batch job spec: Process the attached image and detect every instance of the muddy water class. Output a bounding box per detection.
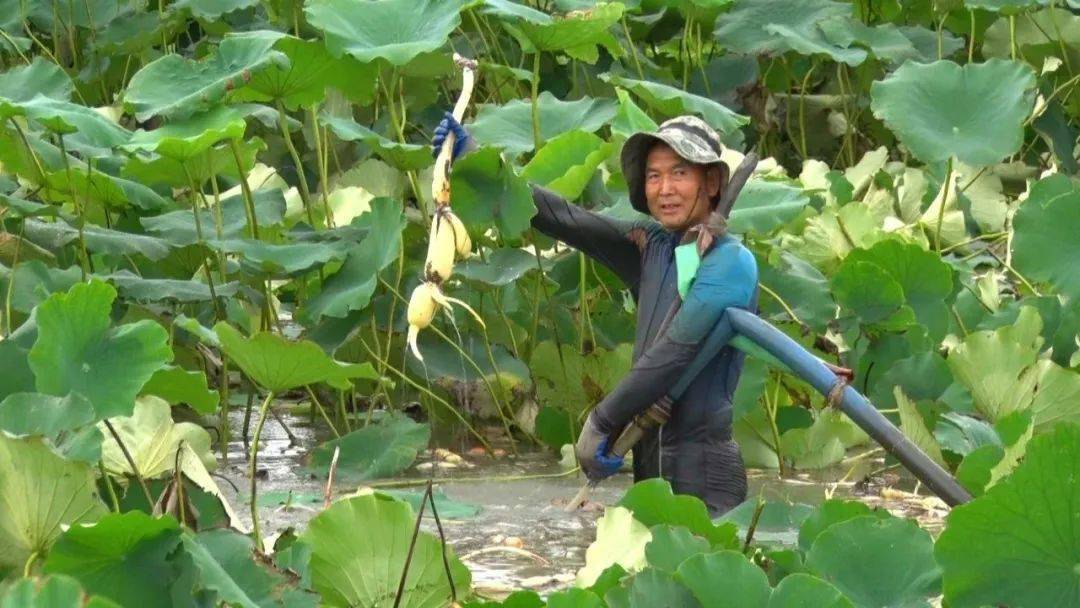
[217,405,949,598]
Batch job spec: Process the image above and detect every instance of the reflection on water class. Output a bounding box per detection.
[218,407,948,598]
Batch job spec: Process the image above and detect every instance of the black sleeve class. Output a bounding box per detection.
[530,185,649,291]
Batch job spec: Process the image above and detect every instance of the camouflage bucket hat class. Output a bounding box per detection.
[621,115,730,215]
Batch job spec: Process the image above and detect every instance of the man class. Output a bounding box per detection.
[433,114,757,515]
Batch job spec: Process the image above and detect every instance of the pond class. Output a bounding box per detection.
[217,405,949,599]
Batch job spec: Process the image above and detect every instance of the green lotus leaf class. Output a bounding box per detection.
[673,551,771,608]
[1013,176,1080,300]
[605,568,701,608]
[469,93,617,155]
[0,194,58,219]
[956,443,1005,497]
[946,306,1043,422]
[95,11,180,55]
[299,197,405,322]
[546,588,604,608]
[936,422,1080,607]
[844,240,953,337]
[306,413,430,480]
[173,0,260,20]
[896,388,947,468]
[29,280,172,420]
[0,574,121,608]
[0,392,95,438]
[375,488,481,520]
[934,412,1000,457]
[610,87,658,140]
[141,365,219,415]
[0,324,36,401]
[124,106,246,160]
[618,478,739,547]
[643,525,711,573]
[18,97,132,153]
[0,57,73,119]
[756,251,835,332]
[99,395,215,479]
[140,188,286,246]
[983,7,1080,68]
[181,529,318,608]
[304,0,467,66]
[449,147,536,240]
[768,573,853,608]
[508,2,624,63]
[101,271,244,304]
[456,248,545,286]
[831,260,907,326]
[319,113,430,170]
[786,203,888,272]
[577,506,652,587]
[797,499,887,553]
[480,0,552,24]
[231,32,377,109]
[533,405,573,450]
[405,334,530,388]
[521,130,612,200]
[22,219,173,261]
[209,238,352,276]
[780,416,846,469]
[896,25,964,62]
[818,18,919,64]
[727,180,810,234]
[869,59,1037,166]
[713,0,853,56]
[530,342,632,417]
[807,515,940,607]
[301,492,470,608]
[215,322,377,392]
[122,135,263,188]
[2,261,80,313]
[124,35,288,121]
[602,74,747,140]
[1028,360,1080,430]
[42,511,182,607]
[0,435,107,570]
[966,0,1047,12]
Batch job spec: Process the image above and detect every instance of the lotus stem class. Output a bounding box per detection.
[227,139,260,239]
[621,17,644,80]
[393,481,432,608]
[103,419,155,507]
[248,391,275,552]
[310,106,335,228]
[56,135,92,280]
[531,52,542,150]
[741,497,766,554]
[758,282,805,328]
[798,64,815,159]
[181,163,226,319]
[304,385,341,438]
[274,98,317,228]
[98,459,121,512]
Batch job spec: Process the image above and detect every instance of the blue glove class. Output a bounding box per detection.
[432,110,471,161]
[575,414,624,480]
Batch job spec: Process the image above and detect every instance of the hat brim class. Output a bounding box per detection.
[621,131,730,215]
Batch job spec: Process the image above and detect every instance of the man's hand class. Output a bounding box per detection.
[575,414,624,481]
[432,111,471,161]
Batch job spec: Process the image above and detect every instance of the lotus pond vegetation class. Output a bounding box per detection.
[1,0,1079,606]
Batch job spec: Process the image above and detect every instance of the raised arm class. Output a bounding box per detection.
[588,237,758,435]
[530,185,653,291]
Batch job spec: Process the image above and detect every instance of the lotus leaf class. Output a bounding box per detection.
[375,488,481,520]
[209,238,352,276]
[306,414,430,480]
[319,113,430,170]
[831,260,908,326]
[304,0,467,66]
[215,322,377,392]
[0,574,121,608]
[141,365,219,414]
[469,93,616,155]
[456,248,545,286]
[844,240,953,337]
[713,0,854,57]
[768,573,853,608]
[618,478,739,547]
[673,551,772,608]
[806,515,940,607]
[0,435,107,569]
[0,57,73,119]
[99,395,216,479]
[937,422,1080,607]
[449,147,537,239]
[141,188,286,246]
[946,306,1043,422]
[301,492,470,608]
[2,260,81,313]
[1013,175,1080,300]
[102,271,244,304]
[173,0,260,19]
[18,96,132,153]
[797,499,885,553]
[406,333,530,388]
[577,507,652,587]
[181,529,318,608]
[603,74,747,140]
[530,341,632,416]
[786,203,888,271]
[507,2,624,63]
[0,392,95,438]
[29,280,172,420]
[756,251,835,332]
[124,34,288,121]
[42,512,183,607]
[22,219,172,261]
[521,130,612,200]
[610,87,659,139]
[546,588,604,608]
[956,443,1005,497]
[122,134,264,188]
[124,105,247,160]
[604,568,701,608]
[818,19,919,64]
[983,8,1080,68]
[299,197,405,321]
[934,412,1000,457]
[869,59,1037,166]
[643,525,711,573]
[727,180,810,234]
[895,388,947,468]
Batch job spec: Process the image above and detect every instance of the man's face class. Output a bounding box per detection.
[643,143,719,232]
